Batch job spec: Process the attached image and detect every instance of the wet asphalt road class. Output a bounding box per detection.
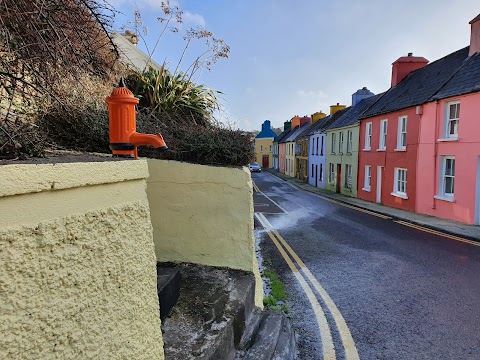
[252,172,480,360]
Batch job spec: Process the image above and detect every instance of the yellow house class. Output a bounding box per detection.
[254,120,277,168]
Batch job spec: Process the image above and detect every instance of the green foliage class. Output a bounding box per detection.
[262,266,288,313]
[127,67,219,127]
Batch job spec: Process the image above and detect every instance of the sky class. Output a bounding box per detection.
[109,0,479,131]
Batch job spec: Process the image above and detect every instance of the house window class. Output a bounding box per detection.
[339,132,344,153]
[365,122,372,150]
[311,138,314,155]
[285,159,288,171]
[329,163,335,183]
[397,116,407,150]
[363,165,371,191]
[319,164,323,182]
[379,119,388,150]
[320,136,324,156]
[393,168,407,197]
[311,164,314,177]
[260,145,263,152]
[316,137,319,155]
[269,145,272,152]
[331,133,336,153]
[439,157,455,198]
[445,102,460,139]
[345,164,352,189]
[347,130,353,153]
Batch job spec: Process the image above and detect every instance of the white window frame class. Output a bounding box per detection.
[443,101,460,140]
[365,122,372,150]
[311,163,314,178]
[347,130,353,153]
[396,116,407,151]
[260,145,263,152]
[316,137,319,155]
[435,156,455,201]
[319,163,323,182]
[345,164,352,189]
[269,145,272,152]
[339,132,344,153]
[320,136,324,156]
[329,163,335,184]
[363,165,371,191]
[379,120,388,150]
[331,133,336,154]
[392,167,408,199]
[311,138,314,155]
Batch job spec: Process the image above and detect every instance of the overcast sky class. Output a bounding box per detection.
[110,0,479,131]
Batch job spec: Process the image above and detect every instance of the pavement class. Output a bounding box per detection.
[265,168,480,242]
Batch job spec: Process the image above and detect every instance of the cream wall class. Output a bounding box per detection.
[0,161,164,360]
[146,159,264,308]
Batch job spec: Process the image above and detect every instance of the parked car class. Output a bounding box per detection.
[248,162,261,172]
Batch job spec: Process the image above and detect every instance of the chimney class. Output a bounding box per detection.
[469,14,480,56]
[299,116,311,126]
[291,115,301,129]
[284,120,291,131]
[311,111,326,124]
[391,52,429,87]
[330,103,346,116]
[352,87,375,106]
[261,120,271,132]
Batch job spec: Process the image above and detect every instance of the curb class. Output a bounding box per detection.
[264,169,480,243]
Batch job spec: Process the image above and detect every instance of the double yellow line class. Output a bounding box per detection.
[252,181,260,193]
[256,213,360,360]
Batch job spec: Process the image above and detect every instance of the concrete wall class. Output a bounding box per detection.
[358,108,419,211]
[325,125,360,197]
[254,138,274,168]
[146,159,264,308]
[417,93,480,224]
[0,160,164,360]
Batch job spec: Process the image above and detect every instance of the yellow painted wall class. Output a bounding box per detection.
[146,159,264,308]
[0,161,164,360]
[254,138,274,168]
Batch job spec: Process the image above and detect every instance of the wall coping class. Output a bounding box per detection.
[0,159,149,197]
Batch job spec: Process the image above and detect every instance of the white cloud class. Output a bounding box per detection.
[183,12,206,27]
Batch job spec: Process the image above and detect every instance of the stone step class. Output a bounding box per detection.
[156,266,181,321]
[237,308,264,351]
[239,312,286,360]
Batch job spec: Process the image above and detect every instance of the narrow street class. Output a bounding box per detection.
[253,172,480,360]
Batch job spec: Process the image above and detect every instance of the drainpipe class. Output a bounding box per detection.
[432,100,440,209]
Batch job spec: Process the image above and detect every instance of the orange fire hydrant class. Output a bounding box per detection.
[106,79,168,159]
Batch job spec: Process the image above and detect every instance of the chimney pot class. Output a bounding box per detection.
[408,52,413,56]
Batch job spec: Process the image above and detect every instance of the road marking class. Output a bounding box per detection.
[255,213,335,360]
[252,181,260,192]
[259,213,360,360]
[256,213,360,360]
[264,172,389,219]
[252,182,289,214]
[394,220,480,247]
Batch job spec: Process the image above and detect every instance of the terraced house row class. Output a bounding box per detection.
[255,14,480,225]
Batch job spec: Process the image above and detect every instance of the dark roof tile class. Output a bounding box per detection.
[361,47,469,118]
[328,93,384,130]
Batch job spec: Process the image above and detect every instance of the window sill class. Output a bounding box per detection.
[363,148,371,151]
[434,195,456,203]
[346,152,352,155]
[362,187,371,192]
[338,152,344,155]
[377,149,386,152]
[437,138,459,142]
[391,192,408,200]
[394,148,406,152]
[330,153,336,155]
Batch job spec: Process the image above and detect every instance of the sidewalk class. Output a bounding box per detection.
[265,168,480,242]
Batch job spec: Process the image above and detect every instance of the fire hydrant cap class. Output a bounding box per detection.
[106,86,139,104]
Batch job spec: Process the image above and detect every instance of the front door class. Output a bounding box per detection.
[376,166,383,203]
[336,164,342,193]
[315,165,318,187]
[262,155,269,168]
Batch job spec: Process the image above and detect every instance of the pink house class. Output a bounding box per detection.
[416,15,480,225]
